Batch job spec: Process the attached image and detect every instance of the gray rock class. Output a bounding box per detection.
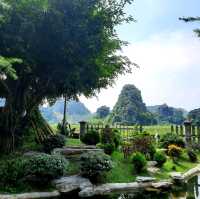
[170,172,184,181]
[52,175,92,193]
[23,151,46,157]
[52,147,103,157]
[0,191,60,199]
[147,161,157,167]
[136,176,156,183]
[147,167,160,174]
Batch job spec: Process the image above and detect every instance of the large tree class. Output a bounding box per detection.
[0,0,134,152]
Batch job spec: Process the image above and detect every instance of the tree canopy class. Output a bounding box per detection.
[0,0,134,152]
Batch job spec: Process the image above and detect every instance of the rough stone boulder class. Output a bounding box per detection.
[0,191,60,199]
[52,175,92,194]
[52,146,103,157]
[136,176,156,183]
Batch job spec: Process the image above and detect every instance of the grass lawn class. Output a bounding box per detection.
[105,150,200,183]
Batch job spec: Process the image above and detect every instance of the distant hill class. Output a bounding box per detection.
[147,104,187,125]
[109,84,156,125]
[188,108,200,124]
[40,99,92,124]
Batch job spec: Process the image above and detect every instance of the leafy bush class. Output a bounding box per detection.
[57,122,69,136]
[112,129,122,149]
[131,152,147,173]
[81,130,100,145]
[80,151,112,182]
[187,150,197,162]
[42,134,66,153]
[168,144,182,160]
[131,135,156,160]
[0,157,27,188]
[160,133,185,149]
[101,125,114,144]
[102,143,115,155]
[154,151,167,167]
[24,154,67,186]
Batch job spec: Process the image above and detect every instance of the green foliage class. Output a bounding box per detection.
[187,150,197,163]
[102,143,115,155]
[0,157,26,188]
[0,0,134,152]
[131,152,147,173]
[24,154,67,186]
[42,134,66,153]
[100,126,122,155]
[112,129,122,149]
[109,84,156,125]
[160,133,185,149]
[96,106,110,118]
[154,151,167,167]
[80,130,100,145]
[131,135,156,160]
[80,151,112,182]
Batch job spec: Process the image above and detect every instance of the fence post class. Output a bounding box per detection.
[175,125,179,135]
[171,125,174,133]
[184,120,192,147]
[192,125,196,145]
[180,125,183,137]
[79,121,87,138]
[197,123,200,147]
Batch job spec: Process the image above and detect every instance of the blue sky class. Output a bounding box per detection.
[81,0,200,112]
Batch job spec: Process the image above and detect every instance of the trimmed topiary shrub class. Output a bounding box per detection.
[24,154,67,186]
[80,151,112,182]
[131,152,147,173]
[42,134,66,153]
[160,133,185,149]
[154,151,167,167]
[187,150,197,163]
[81,130,100,145]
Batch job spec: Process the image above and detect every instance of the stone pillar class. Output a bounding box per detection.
[79,121,87,138]
[184,120,192,147]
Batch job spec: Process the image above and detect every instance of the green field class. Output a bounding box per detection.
[51,123,171,136]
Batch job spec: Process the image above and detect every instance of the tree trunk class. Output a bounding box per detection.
[62,95,67,129]
[0,101,54,153]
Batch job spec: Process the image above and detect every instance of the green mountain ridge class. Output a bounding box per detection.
[40,100,92,124]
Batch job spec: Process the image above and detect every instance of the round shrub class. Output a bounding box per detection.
[102,143,115,155]
[187,150,197,163]
[42,134,66,153]
[81,130,100,145]
[168,144,182,160]
[24,154,67,186]
[80,151,112,182]
[154,151,167,167]
[160,133,185,149]
[131,152,147,173]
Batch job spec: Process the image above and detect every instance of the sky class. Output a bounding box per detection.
[80,0,200,113]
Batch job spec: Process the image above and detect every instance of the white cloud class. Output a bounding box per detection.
[81,30,200,112]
